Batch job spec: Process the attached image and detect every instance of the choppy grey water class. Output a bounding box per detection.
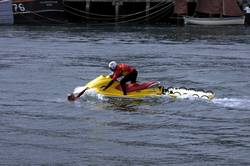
[0,25,250,165]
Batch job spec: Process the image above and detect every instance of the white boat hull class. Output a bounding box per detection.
[0,0,13,25]
[184,16,245,25]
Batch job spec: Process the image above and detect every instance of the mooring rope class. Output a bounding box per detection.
[30,11,67,24]
[12,1,175,24]
[63,2,174,25]
[63,1,169,19]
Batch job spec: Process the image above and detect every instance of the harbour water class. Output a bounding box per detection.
[0,25,250,165]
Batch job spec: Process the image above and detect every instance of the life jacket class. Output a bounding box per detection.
[112,64,136,80]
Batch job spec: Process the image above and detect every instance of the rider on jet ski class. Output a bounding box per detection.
[102,61,138,95]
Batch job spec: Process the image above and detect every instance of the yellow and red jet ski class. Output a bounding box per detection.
[67,75,215,101]
[68,75,164,101]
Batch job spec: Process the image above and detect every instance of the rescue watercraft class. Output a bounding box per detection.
[67,75,215,101]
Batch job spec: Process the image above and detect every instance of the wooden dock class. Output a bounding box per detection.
[11,0,248,24]
[64,0,196,2]
[63,0,245,3]
[63,0,200,23]
[62,0,248,23]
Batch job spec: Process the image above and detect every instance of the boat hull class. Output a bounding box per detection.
[184,16,245,25]
[0,0,13,24]
[12,0,64,24]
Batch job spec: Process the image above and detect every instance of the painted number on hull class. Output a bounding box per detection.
[13,3,26,12]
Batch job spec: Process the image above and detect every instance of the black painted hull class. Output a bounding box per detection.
[12,0,65,24]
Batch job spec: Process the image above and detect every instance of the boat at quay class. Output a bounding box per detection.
[3,0,250,24]
[173,0,250,26]
[0,0,13,24]
[184,0,245,25]
[12,0,64,24]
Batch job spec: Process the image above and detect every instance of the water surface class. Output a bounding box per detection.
[0,25,250,165]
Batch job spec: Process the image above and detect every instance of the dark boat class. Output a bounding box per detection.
[184,0,245,25]
[12,0,65,24]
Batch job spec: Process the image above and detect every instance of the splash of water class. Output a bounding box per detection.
[84,89,108,101]
[212,97,250,110]
[72,86,250,110]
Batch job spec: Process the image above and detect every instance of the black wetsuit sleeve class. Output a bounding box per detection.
[104,80,114,90]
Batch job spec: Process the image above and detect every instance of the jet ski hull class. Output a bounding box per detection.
[77,75,164,98]
[70,75,215,100]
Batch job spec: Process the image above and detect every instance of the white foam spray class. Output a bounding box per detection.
[212,97,250,110]
[72,86,250,110]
